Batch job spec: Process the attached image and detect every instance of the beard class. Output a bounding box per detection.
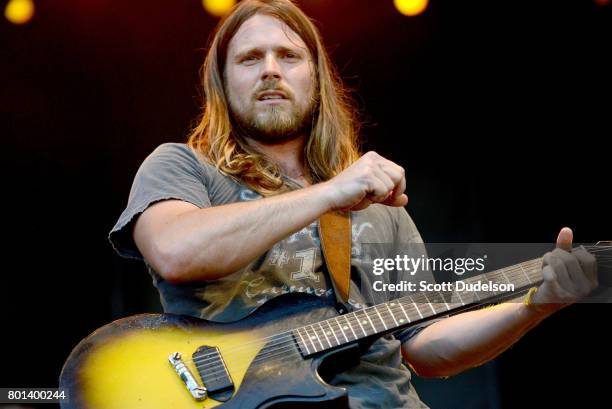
[227,84,316,144]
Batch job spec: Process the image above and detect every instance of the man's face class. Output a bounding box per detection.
[225,14,316,143]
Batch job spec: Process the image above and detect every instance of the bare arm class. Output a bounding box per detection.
[401,301,553,378]
[134,183,332,282]
[133,151,407,283]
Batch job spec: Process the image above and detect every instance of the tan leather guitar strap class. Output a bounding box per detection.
[319,211,351,302]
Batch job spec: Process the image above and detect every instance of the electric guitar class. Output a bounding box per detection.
[59,243,611,408]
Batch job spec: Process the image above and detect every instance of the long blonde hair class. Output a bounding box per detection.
[188,0,361,195]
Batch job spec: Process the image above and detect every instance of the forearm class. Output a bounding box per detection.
[151,182,333,282]
[401,302,559,378]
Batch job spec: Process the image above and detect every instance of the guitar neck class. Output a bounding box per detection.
[294,257,544,356]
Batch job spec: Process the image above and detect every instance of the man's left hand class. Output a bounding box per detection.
[530,227,598,313]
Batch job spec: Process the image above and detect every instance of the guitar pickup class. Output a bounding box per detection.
[193,345,234,402]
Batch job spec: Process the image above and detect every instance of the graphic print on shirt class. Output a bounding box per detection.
[269,244,321,282]
[351,220,375,263]
[238,218,328,306]
[286,221,321,246]
[238,188,320,282]
[269,247,291,266]
[242,275,333,303]
[290,248,320,281]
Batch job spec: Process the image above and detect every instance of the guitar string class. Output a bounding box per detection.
[187,257,547,364]
[191,246,607,364]
[206,294,476,376]
[190,251,610,372]
[190,246,612,364]
[195,263,608,377]
[188,259,546,370]
[199,299,469,380]
[188,257,546,364]
[188,249,609,370]
[186,246,610,370]
[198,283,533,378]
[199,274,606,380]
[204,289,521,378]
[187,257,551,367]
[222,266,609,375]
[187,258,543,367]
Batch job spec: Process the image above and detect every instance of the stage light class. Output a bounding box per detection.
[394,0,429,17]
[202,0,236,17]
[4,0,34,25]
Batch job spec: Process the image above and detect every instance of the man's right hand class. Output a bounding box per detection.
[321,151,408,211]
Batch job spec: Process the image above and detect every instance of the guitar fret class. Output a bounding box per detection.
[508,269,521,285]
[426,292,444,313]
[409,296,424,319]
[354,311,369,336]
[421,291,437,314]
[385,303,399,326]
[343,314,359,339]
[310,324,325,350]
[454,288,465,305]
[325,320,340,345]
[373,305,388,330]
[318,322,333,348]
[528,260,542,284]
[363,309,378,333]
[500,269,510,284]
[334,317,350,342]
[304,326,319,352]
[296,327,311,355]
[519,263,532,285]
[472,287,481,301]
[463,290,479,303]
[437,291,451,311]
[397,301,411,323]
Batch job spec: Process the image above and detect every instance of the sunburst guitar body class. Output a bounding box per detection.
[60,294,366,408]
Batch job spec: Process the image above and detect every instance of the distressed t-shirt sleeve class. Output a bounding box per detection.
[108,143,212,260]
[391,207,447,344]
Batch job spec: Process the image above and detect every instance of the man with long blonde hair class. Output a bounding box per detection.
[110,0,597,407]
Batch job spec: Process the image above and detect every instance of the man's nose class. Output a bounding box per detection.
[261,54,281,81]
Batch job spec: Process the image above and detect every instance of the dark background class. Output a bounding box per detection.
[1,0,610,408]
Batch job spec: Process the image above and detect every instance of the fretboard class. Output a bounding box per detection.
[293,257,543,357]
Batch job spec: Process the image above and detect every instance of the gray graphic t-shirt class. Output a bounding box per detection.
[110,143,440,408]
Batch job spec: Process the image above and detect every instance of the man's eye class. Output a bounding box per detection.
[242,55,258,63]
[284,53,298,59]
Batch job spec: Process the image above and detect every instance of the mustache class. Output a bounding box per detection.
[254,81,293,100]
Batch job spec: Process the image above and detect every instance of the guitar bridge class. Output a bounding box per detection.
[168,352,207,401]
[192,345,234,402]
